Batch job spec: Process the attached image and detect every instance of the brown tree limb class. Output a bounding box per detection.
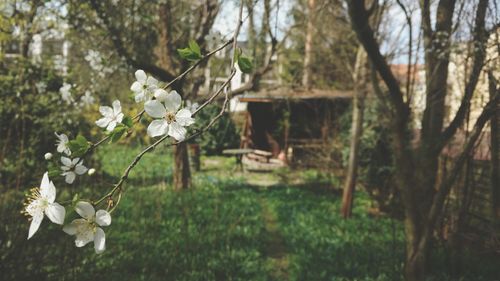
[437,0,490,153]
[424,88,499,247]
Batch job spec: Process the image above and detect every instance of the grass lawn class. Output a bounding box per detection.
[1,145,499,280]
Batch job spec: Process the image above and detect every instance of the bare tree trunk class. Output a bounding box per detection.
[405,238,428,281]
[341,48,368,218]
[302,0,315,88]
[173,143,191,190]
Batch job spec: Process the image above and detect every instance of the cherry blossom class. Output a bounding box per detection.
[144,89,195,140]
[63,201,111,254]
[80,91,95,107]
[55,132,71,155]
[204,30,223,49]
[61,157,88,184]
[95,100,124,131]
[60,83,74,104]
[23,172,66,239]
[130,69,158,103]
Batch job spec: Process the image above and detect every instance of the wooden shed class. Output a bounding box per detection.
[238,87,353,169]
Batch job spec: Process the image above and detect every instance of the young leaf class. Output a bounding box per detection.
[238,56,253,74]
[188,40,201,57]
[177,47,202,62]
[233,47,242,62]
[109,125,127,143]
[122,116,133,128]
[67,135,91,157]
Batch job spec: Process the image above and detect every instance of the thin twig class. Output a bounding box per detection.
[94,1,245,208]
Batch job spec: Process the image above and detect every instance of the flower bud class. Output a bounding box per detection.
[44,153,53,160]
[88,168,96,176]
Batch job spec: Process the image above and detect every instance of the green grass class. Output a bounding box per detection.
[1,145,499,281]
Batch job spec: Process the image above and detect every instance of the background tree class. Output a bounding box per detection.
[346,0,499,280]
[65,0,282,189]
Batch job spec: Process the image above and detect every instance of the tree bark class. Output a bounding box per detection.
[346,1,493,280]
[302,0,315,88]
[405,238,428,281]
[341,48,368,218]
[173,143,191,190]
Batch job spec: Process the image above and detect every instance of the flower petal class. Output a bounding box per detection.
[134,91,146,103]
[75,201,95,219]
[95,210,111,226]
[146,76,158,87]
[168,122,187,141]
[164,91,182,112]
[116,113,124,124]
[99,106,113,118]
[106,121,117,132]
[72,158,80,165]
[135,69,147,83]
[39,172,56,202]
[144,100,166,119]
[94,227,106,254]
[154,89,168,102]
[75,164,88,175]
[64,171,76,184]
[63,218,85,235]
[96,117,110,128]
[112,100,121,115]
[45,202,65,225]
[28,212,43,239]
[130,81,142,93]
[147,119,169,137]
[61,157,72,167]
[75,225,94,247]
[175,109,195,127]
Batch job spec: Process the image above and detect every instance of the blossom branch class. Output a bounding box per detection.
[94,1,245,209]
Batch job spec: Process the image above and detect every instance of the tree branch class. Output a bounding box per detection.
[346,0,408,120]
[88,0,176,81]
[425,86,499,241]
[437,0,490,152]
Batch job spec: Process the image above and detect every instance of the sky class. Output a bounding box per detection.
[213,0,294,42]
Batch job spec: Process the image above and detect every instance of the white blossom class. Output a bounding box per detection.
[204,30,223,49]
[95,100,124,131]
[88,168,96,176]
[23,172,66,239]
[44,153,53,160]
[80,91,95,107]
[60,83,73,104]
[61,157,88,184]
[63,201,111,254]
[144,89,195,141]
[84,50,113,76]
[185,100,199,114]
[55,132,71,155]
[35,81,47,93]
[130,70,158,103]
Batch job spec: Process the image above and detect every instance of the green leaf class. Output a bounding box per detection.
[122,116,133,128]
[67,135,91,157]
[188,40,201,57]
[48,167,60,178]
[109,125,128,143]
[177,48,201,61]
[177,40,203,61]
[233,47,242,62]
[72,193,79,205]
[237,56,253,74]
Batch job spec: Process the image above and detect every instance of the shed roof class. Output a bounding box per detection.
[238,87,353,102]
